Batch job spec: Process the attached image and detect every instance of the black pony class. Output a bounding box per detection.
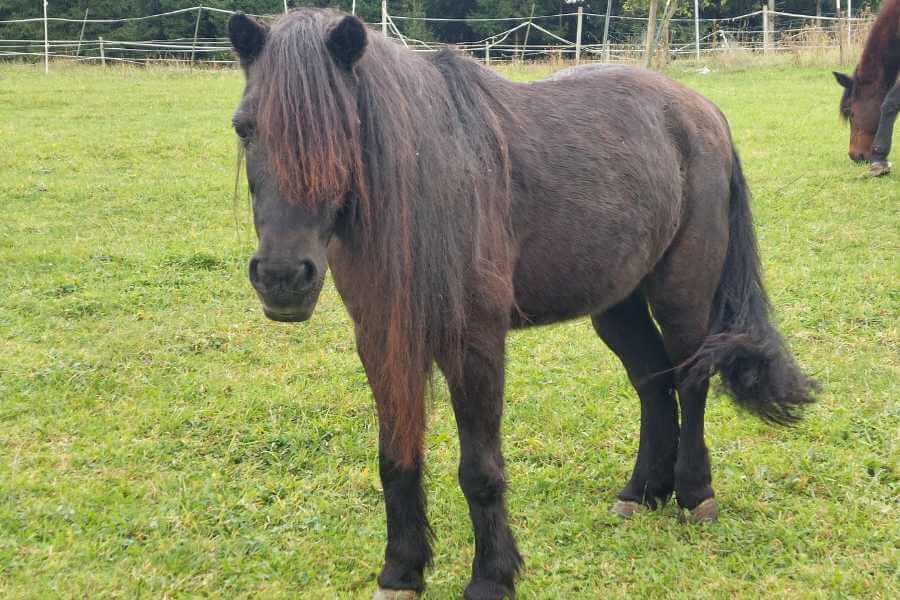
[228,9,817,600]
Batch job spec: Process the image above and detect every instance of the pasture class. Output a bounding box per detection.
[0,62,897,598]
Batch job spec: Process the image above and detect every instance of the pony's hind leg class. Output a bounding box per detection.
[649,298,718,523]
[592,291,679,516]
[644,237,726,523]
[438,322,522,600]
[641,150,731,524]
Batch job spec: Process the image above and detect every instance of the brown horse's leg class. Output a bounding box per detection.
[439,325,522,600]
[870,81,899,175]
[357,342,431,596]
[591,292,678,516]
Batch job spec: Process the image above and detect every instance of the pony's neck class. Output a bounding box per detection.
[858,0,900,85]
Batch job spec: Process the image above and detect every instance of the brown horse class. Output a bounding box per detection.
[834,0,900,166]
[228,9,817,600]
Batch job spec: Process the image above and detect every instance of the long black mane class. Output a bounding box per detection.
[254,10,514,462]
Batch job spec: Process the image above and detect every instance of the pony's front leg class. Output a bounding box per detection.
[870,81,899,176]
[373,424,431,599]
[440,330,523,600]
[356,343,431,599]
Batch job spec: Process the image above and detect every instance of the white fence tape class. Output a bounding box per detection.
[0,5,874,67]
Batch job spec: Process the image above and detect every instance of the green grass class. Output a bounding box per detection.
[0,61,897,598]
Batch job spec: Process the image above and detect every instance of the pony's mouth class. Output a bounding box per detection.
[262,305,313,322]
[254,279,324,324]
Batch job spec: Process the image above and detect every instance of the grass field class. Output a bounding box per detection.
[1,61,897,598]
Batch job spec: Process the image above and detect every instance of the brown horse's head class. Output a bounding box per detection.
[834,70,887,162]
[229,11,368,322]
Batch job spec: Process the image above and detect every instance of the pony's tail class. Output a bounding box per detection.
[681,147,818,424]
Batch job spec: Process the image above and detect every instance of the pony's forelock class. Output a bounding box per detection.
[255,11,367,208]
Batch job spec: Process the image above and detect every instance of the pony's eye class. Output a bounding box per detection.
[233,121,255,142]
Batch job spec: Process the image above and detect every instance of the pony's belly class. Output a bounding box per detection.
[509,246,655,329]
[507,187,678,329]
[509,304,601,328]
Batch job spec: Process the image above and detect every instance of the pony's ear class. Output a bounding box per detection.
[229,12,268,65]
[327,15,368,70]
[833,72,853,90]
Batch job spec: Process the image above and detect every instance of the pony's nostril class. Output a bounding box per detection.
[249,257,262,287]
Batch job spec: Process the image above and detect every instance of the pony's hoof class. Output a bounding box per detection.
[685,497,718,524]
[464,579,514,600]
[868,161,891,177]
[373,588,420,600]
[612,500,646,518]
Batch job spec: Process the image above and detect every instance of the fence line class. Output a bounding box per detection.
[0,4,875,70]
[2,6,865,25]
[0,5,261,24]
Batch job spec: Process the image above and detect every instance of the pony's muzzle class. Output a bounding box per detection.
[848,131,875,164]
[249,256,317,291]
[248,256,322,322]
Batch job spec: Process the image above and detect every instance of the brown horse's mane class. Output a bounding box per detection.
[854,0,900,85]
[253,10,515,465]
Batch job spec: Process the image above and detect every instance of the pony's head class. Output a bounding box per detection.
[229,10,368,322]
[834,70,887,163]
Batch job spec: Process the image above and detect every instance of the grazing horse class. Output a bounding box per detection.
[834,0,899,172]
[228,9,817,600]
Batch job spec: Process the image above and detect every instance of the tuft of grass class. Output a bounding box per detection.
[0,62,897,598]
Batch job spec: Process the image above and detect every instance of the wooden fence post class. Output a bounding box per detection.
[521,3,535,61]
[644,0,659,68]
[76,8,89,57]
[847,0,852,43]
[694,0,700,60]
[602,0,612,62]
[763,6,770,54]
[836,0,844,64]
[99,36,105,66]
